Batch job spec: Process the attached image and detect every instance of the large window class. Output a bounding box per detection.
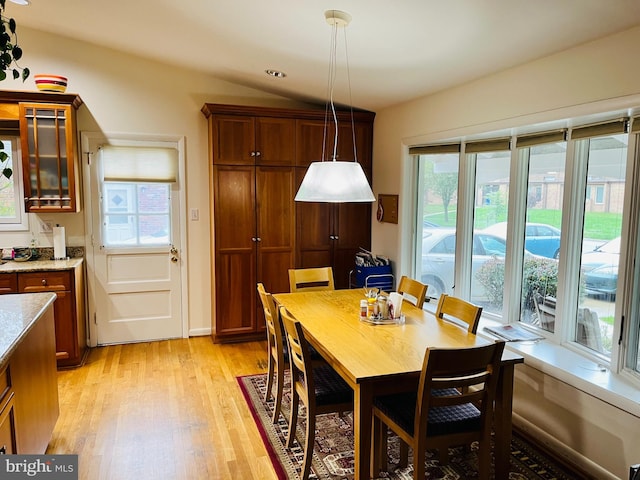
[0,136,28,231]
[412,116,640,378]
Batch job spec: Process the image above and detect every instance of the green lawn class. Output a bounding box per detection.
[423,207,622,240]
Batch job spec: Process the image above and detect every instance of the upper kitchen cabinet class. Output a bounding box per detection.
[0,90,83,213]
[203,104,296,166]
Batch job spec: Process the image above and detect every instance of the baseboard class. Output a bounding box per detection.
[513,413,616,480]
[188,327,212,337]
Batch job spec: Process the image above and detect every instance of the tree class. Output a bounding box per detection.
[424,161,458,223]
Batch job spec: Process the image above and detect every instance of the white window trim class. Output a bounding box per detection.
[0,136,28,232]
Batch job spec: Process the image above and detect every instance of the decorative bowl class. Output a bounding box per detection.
[34,74,68,93]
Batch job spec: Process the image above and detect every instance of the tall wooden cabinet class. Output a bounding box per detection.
[203,103,375,343]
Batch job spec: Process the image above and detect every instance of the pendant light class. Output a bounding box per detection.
[294,10,375,203]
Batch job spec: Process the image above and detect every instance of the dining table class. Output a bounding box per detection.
[273,288,524,480]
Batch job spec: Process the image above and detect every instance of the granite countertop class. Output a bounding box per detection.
[0,257,83,273]
[0,292,57,370]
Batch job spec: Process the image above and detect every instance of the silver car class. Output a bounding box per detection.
[420,228,508,301]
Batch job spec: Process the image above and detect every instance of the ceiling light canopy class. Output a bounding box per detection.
[294,10,375,203]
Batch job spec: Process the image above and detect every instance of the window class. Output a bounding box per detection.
[412,116,640,378]
[0,136,28,231]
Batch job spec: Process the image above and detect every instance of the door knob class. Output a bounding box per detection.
[170,246,178,255]
[171,256,178,263]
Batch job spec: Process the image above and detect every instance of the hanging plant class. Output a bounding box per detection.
[0,0,29,82]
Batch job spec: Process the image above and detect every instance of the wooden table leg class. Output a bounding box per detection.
[494,363,515,479]
[354,382,373,480]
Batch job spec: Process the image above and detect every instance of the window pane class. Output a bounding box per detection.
[0,138,27,229]
[577,134,627,357]
[103,182,171,246]
[519,142,566,332]
[417,153,458,301]
[473,151,510,315]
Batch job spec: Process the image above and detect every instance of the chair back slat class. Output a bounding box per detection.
[289,267,335,292]
[435,294,482,334]
[397,276,428,307]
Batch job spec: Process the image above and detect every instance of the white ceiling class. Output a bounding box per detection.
[9,0,640,111]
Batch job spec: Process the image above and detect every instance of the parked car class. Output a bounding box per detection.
[581,237,620,301]
[420,228,509,302]
[482,222,562,259]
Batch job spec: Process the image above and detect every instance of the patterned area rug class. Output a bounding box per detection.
[238,373,587,480]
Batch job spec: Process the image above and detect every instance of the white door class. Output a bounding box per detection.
[83,134,185,345]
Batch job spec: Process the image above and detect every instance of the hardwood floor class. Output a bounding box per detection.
[46,337,278,480]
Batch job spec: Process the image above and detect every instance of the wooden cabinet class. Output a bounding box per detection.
[0,91,82,213]
[0,366,16,455]
[203,103,374,342]
[0,266,86,368]
[16,269,86,368]
[20,102,80,212]
[9,299,59,453]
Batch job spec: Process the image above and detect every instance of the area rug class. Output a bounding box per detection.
[238,372,587,480]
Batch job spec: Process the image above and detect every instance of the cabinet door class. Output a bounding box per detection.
[213,166,257,336]
[334,201,372,289]
[295,119,329,167]
[294,167,333,268]
[19,103,78,212]
[51,290,77,363]
[0,274,17,294]
[211,115,255,165]
[0,394,16,455]
[336,122,373,169]
[255,117,295,166]
[256,167,295,294]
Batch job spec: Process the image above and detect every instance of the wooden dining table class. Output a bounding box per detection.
[273,288,524,480]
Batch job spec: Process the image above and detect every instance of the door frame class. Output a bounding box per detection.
[81,131,189,347]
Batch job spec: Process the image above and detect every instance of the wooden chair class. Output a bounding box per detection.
[288,267,335,292]
[435,293,482,334]
[279,306,353,480]
[372,341,505,480]
[257,283,288,424]
[397,276,429,307]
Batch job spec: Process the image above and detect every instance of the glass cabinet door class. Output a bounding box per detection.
[19,103,77,212]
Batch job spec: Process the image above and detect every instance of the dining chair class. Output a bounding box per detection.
[435,293,482,334]
[288,267,335,292]
[279,305,353,480]
[371,341,506,480]
[257,283,288,424]
[397,275,429,307]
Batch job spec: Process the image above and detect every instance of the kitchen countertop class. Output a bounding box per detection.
[0,292,57,370]
[0,257,83,273]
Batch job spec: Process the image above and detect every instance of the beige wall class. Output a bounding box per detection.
[371,25,640,479]
[0,27,314,337]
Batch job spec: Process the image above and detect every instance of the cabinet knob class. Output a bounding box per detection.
[41,279,47,286]
[256,237,261,242]
[0,445,6,454]
[171,256,178,263]
[255,151,261,156]
[250,151,256,157]
[251,237,257,242]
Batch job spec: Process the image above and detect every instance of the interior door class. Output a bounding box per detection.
[86,137,184,345]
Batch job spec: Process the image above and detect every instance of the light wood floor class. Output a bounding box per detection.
[46,337,278,480]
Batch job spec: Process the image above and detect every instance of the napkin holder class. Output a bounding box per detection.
[388,292,403,319]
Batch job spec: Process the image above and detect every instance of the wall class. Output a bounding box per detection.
[371,25,640,479]
[0,27,313,337]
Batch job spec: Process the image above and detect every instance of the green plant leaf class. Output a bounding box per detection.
[0,70,6,81]
[12,45,20,60]
[21,66,28,80]
[11,68,17,79]
[2,167,11,180]
[8,18,15,35]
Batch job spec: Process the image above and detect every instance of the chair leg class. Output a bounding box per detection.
[300,409,316,480]
[371,416,387,475]
[265,352,274,403]
[271,363,285,424]
[399,440,409,469]
[438,447,449,465]
[477,438,491,480]
[413,443,425,480]
[287,390,299,448]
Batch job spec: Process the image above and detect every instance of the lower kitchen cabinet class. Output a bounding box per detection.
[0,263,86,368]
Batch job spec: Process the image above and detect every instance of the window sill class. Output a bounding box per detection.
[477,318,640,418]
